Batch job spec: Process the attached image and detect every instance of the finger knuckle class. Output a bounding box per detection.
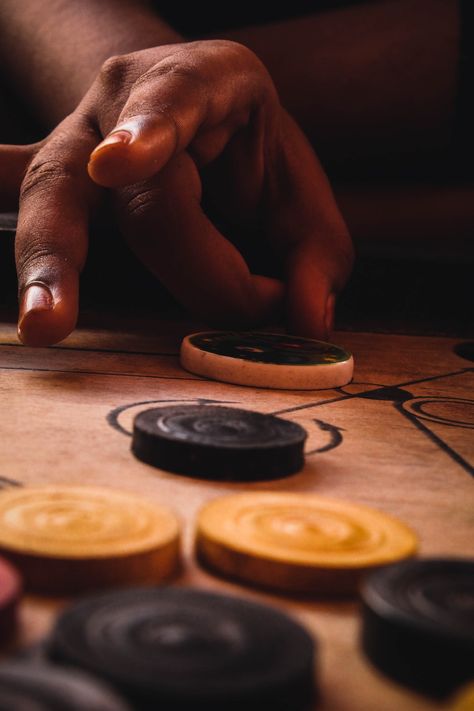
[121,185,163,221]
[17,235,64,278]
[135,59,206,96]
[98,54,133,90]
[20,159,75,199]
[198,39,258,65]
[207,39,271,90]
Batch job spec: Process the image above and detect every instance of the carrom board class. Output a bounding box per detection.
[0,318,473,711]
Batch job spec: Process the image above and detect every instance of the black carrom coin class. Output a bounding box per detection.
[0,662,131,711]
[48,586,316,710]
[132,405,307,480]
[361,558,474,698]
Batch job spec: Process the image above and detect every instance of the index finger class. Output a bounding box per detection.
[86,41,276,188]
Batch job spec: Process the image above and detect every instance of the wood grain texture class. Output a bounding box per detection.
[0,319,472,711]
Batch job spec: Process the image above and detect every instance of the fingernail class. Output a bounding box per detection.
[21,282,53,313]
[325,293,336,336]
[91,130,132,156]
[19,283,53,325]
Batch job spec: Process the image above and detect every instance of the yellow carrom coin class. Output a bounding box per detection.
[196,492,418,595]
[0,485,180,594]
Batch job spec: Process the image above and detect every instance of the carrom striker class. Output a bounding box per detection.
[180,331,354,389]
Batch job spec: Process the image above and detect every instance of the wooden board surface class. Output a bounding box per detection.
[0,318,473,711]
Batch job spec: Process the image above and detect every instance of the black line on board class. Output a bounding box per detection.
[0,342,178,358]
[401,397,474,429]
[395,403,474,477]
[270,368,474,475]
[0,475,22,489]
[306,419,344,454]
[368,367,473,391]
[271,368,472,417]
[0,365,199,381]
[356,386,413,402]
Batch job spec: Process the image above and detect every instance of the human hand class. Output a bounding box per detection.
[0,40,353,346]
